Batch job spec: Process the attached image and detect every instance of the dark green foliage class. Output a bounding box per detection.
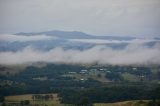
[59,84,160,104]
[20,100,30,105]
[147,100,160,106]
[32,94,53,101]
[78,97,93,106]
[1,102,6,106]
[0,64,159,105]
[97,74,102,78]
[105,72,124,81]
[0,64,100,102]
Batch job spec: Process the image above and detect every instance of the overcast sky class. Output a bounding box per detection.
[0,0,160,37]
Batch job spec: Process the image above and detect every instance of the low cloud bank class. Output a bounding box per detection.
[0,43,160,65]
[0,34,56,42]
[69,39,159,44]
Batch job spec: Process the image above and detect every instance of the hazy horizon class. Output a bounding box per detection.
[0,0,160,65]
[0,33,160,65]
[0,0,160,37]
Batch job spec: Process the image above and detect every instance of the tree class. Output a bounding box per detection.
[105,72,123,81]
[1,102,6,106]
[20,100,30,105]
[24,100,30,105]
[78,97,93,106]
[97,74,102,78]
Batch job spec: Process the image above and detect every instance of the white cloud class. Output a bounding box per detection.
[69,39,159,44]
[0,43,160,65]
[0,34,57,42]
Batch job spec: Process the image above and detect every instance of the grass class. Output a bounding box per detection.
[94,100,160,106]
[4,94,73,106]
[65,72,109,83]
[94,101,135,106]
[4,94,160,106]
[122,73,139,82]
[5,94,33,101]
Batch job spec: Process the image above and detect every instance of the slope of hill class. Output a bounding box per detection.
[1,30,159,52]
[94,100,160,106]
[15,30,136,40]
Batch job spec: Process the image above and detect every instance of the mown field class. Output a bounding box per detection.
[3,94,160,106]
[94,100,160,106]
[3,94,72,106]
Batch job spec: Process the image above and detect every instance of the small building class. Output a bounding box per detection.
[100,69,104,71]
[80,78,87,81]
[106,71,111,73]
[81,70,88,72]
[80,71,86,74]
[79,70,88,74]
[133,68,137,70]
[68,72,77,74]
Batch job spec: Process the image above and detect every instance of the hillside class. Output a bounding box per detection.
[3,94,160,106]
[15,30,136,40]
[94,100,160,106]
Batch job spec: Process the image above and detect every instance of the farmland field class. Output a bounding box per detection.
[3,94,160,106]
[94,100,160,106]
[4,94,72,106]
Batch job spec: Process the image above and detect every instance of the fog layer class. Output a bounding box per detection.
[0,34,56,42]
[0,43,160,65]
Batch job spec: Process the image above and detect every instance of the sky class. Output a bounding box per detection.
[0,0,160,37]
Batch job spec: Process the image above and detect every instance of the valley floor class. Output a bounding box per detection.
[1,94,160,106]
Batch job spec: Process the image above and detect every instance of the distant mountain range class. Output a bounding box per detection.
[0,30,159,52]
[15,30,136,40]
